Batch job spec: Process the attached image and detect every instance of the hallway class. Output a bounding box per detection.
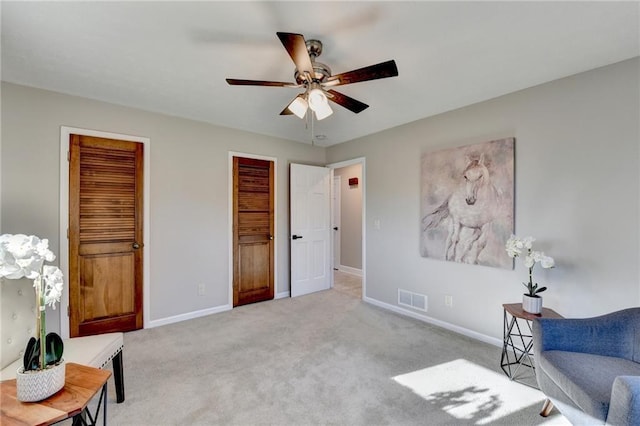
[333,270,362,299]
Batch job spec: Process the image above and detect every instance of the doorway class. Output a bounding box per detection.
[59,127,151,339]
[228,152,278,308]
[68,134,144,336]
[232,156,275,306]
[289,163,332,297]
[329,158,365,300]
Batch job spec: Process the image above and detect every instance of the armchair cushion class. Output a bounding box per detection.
[608,376,640,426]
[535,308,640,361]
[538,350,640,421]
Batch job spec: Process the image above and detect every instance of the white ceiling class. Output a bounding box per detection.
[2,1,638,147]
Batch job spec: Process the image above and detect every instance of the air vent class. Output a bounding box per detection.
[398,289,428,312]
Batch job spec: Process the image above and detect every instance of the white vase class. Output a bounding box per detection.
[16,360,65,402]
[522,294,542,314]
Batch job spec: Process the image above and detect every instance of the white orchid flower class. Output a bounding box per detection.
[0,234,65,370]
[522,236,535,249]
[524,255,535,268]
[36,238,56,262]
[42,265,64,308]
[0,234,64,309]
[0,248,23,278]
[505,235,522,258]
[540,255,555,269]
[505,234,556,296]
[0,234,49,279]
[530,251,544,262]
[16,258,44,279]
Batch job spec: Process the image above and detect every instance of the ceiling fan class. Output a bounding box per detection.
[226,32,398,120]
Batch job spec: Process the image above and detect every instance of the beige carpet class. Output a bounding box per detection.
[333,270,362,299]
[96,285,568,425]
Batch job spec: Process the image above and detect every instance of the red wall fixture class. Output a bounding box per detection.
[348,177,358,186]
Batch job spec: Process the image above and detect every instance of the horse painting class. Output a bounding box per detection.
[421,138,514,269]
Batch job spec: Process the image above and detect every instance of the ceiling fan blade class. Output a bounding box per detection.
[326,90,369,114]
[324,60,398,87]
[276,32,314,79]
[280,106,293,115]
[226,78,300,87]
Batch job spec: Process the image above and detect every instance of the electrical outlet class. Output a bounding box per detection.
[445,295,453,308]
[198,283,205,296]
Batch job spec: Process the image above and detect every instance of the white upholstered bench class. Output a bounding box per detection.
[1,279,125,403]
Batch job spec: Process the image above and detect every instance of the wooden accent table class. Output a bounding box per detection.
[501,303,563,388]
[1,363,111,426]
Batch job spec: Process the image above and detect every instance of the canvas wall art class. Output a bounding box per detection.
[421,138,514,269]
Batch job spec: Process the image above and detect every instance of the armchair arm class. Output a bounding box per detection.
[533,308,640,360]
[606,376,640,426]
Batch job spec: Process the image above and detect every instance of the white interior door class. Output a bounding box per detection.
[332,176,341,270]
[290,163,332,297]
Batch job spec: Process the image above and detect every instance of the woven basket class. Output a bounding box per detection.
[16,360,65,402]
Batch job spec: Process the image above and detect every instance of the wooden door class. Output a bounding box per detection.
[233,157,275,306]
[290,163,332,297]
[69,134,144,337]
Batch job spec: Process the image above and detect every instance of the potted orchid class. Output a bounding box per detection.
[505,235,555,314]
[0,234,65,401]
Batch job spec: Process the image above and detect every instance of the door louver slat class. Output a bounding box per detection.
[79,146,136,244]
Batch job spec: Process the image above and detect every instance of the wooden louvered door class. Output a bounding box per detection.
[233,157,274,306]
[69,134,143,337]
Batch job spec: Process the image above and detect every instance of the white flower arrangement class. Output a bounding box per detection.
[505,235,555,297]
[0,234,64,370]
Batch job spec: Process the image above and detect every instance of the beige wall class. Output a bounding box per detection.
[334,164,362,270]
[3,58,638,344]
[1,82,325,332]
[327,58,640,342]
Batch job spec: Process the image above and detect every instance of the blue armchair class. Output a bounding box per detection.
[532,308,640,425]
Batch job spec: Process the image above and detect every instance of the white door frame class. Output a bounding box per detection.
[228,151,278,306]
[327,157,366,299]
[332,175,341,271]
[59,126,151,338]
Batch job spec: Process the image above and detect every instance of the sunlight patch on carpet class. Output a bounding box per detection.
[393,358,567,425]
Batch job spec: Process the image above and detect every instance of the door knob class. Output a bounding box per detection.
[269,235,274,240]
[292,235,303,240]
[333,227,339,231]
[132,242,140,249]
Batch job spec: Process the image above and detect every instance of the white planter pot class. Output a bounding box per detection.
[16,360,65,402]
[522,294,543,314]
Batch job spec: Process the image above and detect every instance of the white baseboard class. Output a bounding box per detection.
[147,304,232,329]
[148,291,290,329]
[363,296,502,348]
[336,265,363,277]
[275,291,290,299]
[146,293,501,351]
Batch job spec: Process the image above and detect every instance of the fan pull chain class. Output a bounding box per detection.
[311,112,315,146]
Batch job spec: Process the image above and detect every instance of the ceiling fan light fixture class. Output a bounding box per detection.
[313,101,333,120]
[307,86,327,112]
[288,94,308,119]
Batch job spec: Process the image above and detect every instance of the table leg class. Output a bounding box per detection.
[103,382,108,425]
[500,308,538,388]
[500,310,518,377]
[70,382,108,426]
